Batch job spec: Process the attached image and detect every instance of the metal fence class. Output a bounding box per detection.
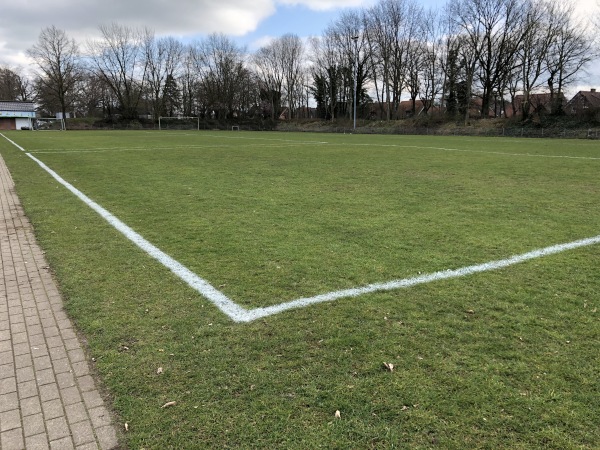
[64,118,600,139]
[319,126,600,140]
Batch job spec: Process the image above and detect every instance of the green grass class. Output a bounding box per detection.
[1,130,599,448]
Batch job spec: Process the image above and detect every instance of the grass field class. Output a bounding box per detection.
[1,130,599,448]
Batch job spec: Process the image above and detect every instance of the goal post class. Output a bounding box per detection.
[158,116,200,131]
[32,117,66,131]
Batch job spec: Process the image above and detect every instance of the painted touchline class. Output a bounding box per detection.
[2,132,599,323]
[238,234,600,322]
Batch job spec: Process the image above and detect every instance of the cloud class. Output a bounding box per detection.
[276,0,374,11]
[249,35,278,50]
[0,0,276,65]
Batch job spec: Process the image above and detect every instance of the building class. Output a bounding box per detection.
[566,89,600,115]
[511,93,567,117]
[0,101,36,130]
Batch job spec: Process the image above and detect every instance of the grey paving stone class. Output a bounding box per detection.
[0,408,22,432]
[23,412,45,437]
[39,383,60,402]
[25,433,51,450]
[61,386,83,406]
[35,368,56,386]
[55,372,76,389]
[17,379,38,399]
[77,375,96,393]
[41,398,64,420]
[82,391,104,410]
[88,406,112,429]
[20,396,42,417]
[1,427,26,450]
[70,420,95,446]
[65,402,88,425]
[16,365,35,383]
[0,392,19,412]
[75,442,99,450]
[50,435,75,450]
[46,416,70,441]
[0,376,17,394]
[14,353,32,370]
[95,425,119,450]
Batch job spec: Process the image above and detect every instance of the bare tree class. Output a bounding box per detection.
[309,34,343,120]
[513,0,561,120]
[324,10,371,120]
[450,0,528,119]
[419,10,445,115]
[0,66,32,101]
[404,38,428,116]
[254,34,305,119]
[71,73,113,117]
[364,0,402,120]
[143,33,183,120]
[87,23,148,120]
[192,34,250,119]
[253,39,287,120]
[364,0,421,120]
[279,34,304,119]
[179,45,200,117]
[544,2,596,114]
[27,26,81,121]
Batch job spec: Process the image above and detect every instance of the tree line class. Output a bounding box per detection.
[1,0,597,124]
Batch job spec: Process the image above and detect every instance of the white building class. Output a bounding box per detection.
[0,101,36,130]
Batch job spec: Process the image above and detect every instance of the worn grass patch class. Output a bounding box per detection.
[1,130,599,448]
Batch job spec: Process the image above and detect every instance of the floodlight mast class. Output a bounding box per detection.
[352,35,359,131]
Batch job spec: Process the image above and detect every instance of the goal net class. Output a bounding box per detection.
[32,118,66,131]
[158,116,200,131]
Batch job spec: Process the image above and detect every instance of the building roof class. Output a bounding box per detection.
[0,101,36,112]
[567,90,600,109]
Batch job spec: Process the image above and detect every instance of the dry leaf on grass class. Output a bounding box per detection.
[157,367,164,375]
[383,362,394,372]
[161,401,177,408]
[124,423,129,432]
[334,410,341,419]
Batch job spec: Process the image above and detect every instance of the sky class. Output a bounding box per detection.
[0,0,598,93]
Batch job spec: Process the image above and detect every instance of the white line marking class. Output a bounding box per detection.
[26,152,250,320]
[333,143,600,160]
[28,141,600,160]
[237,235,600,322]
[1,133,27,152]
[2,132,599,323]
[1,132,248,321]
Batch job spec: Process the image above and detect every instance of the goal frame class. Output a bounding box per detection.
[158,116,200,131]
[31,117,66,131]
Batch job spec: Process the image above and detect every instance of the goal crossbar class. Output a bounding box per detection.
[158,116,200,131]
[31,117,66,131]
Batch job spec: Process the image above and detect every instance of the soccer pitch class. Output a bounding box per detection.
[2,130,599,448]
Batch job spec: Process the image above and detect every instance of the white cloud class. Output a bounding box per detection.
[276,0,374,11]
[573,0,600,21]
[249,35,277,51]
[0,0,276,66]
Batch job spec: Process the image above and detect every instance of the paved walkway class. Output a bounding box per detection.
[0,153,120,449]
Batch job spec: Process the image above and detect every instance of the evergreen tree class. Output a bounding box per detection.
[163,74,181,117]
